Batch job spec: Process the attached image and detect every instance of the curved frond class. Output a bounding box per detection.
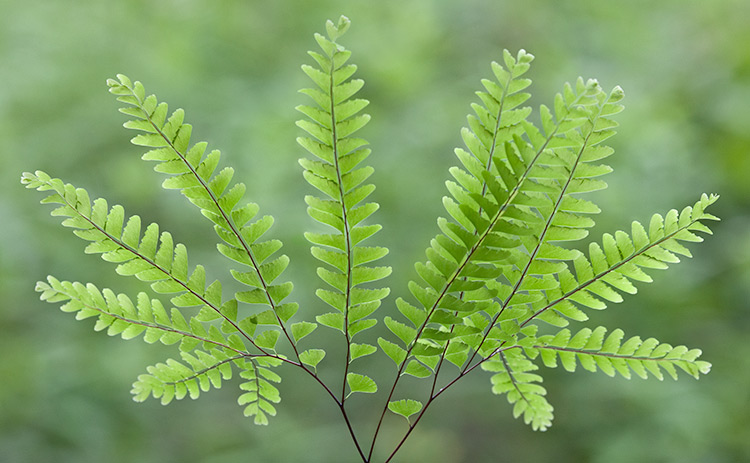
[106,75,301,356]
[481,349,553,431]
[297,16,390,373]
[132,350,241,404]
[20,171,249,339]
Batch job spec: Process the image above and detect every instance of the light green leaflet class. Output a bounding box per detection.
[22,15,718,463]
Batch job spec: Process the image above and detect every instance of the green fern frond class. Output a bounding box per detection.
[132,350,241,405]
[237,357,284,425]
[21,17,721,460]
[106,75,299,355]
[296,16,390,390]
[528,326,711,380]
[526,194,719,326]
[481,349,554,431]
[34,276,246,354]
[20,171,248,337]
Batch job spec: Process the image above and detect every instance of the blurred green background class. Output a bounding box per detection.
[1,0,748,462]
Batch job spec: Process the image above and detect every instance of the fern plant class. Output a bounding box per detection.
[22,16,718,462]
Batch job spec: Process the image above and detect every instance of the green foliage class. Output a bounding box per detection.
[21,16,719,463]
[296,22,390,399]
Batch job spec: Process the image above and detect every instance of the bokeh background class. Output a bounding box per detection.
[1,1,748,462]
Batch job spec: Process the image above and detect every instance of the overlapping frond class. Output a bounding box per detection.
[381,54,607,378]
[106,75,298,351]
[20,171,241,335]
[296,16,389,393]
[35,277,245,403]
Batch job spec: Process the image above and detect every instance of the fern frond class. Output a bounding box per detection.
[237,357,283,425]
[525,193,719,326]
[466,83,620,346]
[132,350,241,404]
[297,16,390,384]
[34,276,245,354]
[106,75,299,355]
[529,326,711,380]
[20,171,253,344]
[386,60,606,374]
[481,348,553,431]
[21,18,721,457]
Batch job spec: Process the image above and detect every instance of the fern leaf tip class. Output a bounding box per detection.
[325,15,351,41]
[20,171,34,185]
[517,49,535,63]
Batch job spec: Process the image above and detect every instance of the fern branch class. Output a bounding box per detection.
[376,71,600,425]
[107,76,301,360]
[529,325,711,380]
[20,171,266,349]
[297,16,389,406]
[461,84,622,371]
[324,30,357,401]
[521,193,719,327]
[410,80,600,359]
[36,277,245,355]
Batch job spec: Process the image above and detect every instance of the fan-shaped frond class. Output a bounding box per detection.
[21,17,721,454]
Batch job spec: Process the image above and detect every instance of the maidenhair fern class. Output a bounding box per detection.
[22,16,718,462]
